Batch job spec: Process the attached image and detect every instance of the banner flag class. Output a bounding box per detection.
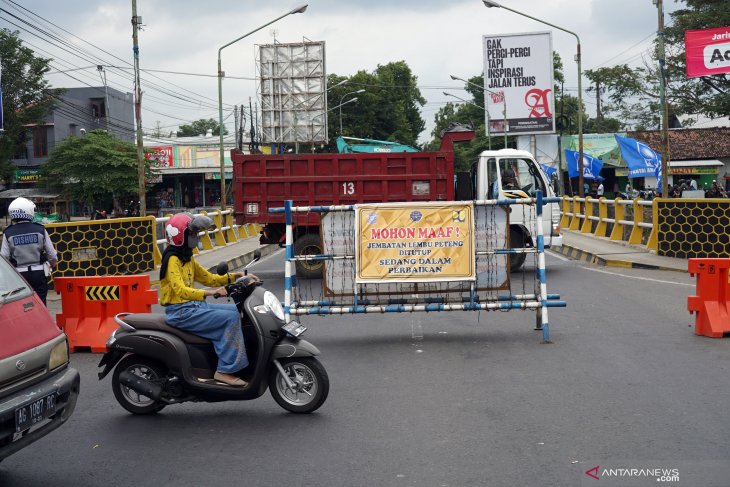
[565,150,603,180]
[355,202,475,283]
[614,135,661,179]
[540,163,557,179]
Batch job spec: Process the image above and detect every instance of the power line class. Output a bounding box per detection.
[0,3,233,112]
[589,31,656,70]
[2,0,232,109]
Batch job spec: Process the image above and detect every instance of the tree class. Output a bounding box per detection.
[325,61,426,150]
[582,1,730,128]
[177,118,227,137]
[0,29,60,183]
[584,64,662,130]
[40,130,151,209]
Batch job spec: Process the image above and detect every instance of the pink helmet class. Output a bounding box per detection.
[165,213,215,247]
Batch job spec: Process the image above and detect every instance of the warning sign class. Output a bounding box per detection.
[85,285,120,301]
[355,202,475,283]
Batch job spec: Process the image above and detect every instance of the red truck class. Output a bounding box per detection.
[231,128,475,278]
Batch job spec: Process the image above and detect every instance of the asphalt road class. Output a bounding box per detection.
[2,250,729,486]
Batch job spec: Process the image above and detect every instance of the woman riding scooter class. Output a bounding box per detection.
[160,213,256,387]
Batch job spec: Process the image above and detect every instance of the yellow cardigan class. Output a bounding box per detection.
[160,255,234,306]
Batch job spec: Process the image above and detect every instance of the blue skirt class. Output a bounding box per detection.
[165,301,249,373]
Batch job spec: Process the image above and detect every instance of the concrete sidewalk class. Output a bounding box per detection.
[554,229,687,273]
[46,236,278,318]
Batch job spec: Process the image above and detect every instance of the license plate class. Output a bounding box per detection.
[282,321,307,337]
[15,393,57,433]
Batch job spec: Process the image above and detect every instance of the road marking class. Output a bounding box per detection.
[548,250,693,287]
[547,250,571,262]
[578,265,694,287]
[256,248,283,266]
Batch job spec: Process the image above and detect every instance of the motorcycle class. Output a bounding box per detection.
[97,251,329,414]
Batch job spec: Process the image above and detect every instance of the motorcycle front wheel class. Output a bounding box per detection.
[112,355,167,415]
[269,357,329,413]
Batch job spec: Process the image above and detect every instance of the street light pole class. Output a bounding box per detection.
[656,0,669,197]
[482,0,584,197]
[217,4,308,210]
[131,0,146,215]
[339,89,365,134]
[450,74,508,148]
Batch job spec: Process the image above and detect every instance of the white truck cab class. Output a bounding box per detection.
[473,149,563,271]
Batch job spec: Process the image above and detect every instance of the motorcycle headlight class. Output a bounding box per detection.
[263,290,285,321]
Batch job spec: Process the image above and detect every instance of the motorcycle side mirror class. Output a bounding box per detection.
[216,262,229,275]
[243,249,262,275]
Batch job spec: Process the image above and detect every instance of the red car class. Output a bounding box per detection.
[0,255,79,462]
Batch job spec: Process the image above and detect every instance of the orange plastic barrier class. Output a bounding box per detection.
[687,258,730,338]
[55,275,158,352]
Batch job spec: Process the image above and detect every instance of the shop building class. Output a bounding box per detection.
[144,131,244,214]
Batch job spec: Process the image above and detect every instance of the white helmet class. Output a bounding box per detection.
[8,197,36,221]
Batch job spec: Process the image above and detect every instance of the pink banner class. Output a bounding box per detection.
[145,146,173,168]
[685,26,730,78]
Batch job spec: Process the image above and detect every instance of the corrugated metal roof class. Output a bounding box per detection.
[0,188,62,199]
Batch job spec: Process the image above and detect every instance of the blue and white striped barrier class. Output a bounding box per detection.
[272,192,565,342]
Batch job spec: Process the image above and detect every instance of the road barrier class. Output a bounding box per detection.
[55,275,158,352]
[560,196,657,249]
[153,209,260,266]
[271,191,566,342]
[687,258,730,338]
[47,216,158,278]
[561,197,730,259]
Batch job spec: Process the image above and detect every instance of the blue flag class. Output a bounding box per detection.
[540,163,557,180]
[615,135,661,178]
[565,149,603,180]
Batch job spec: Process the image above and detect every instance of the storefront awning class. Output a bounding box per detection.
[0,188,62,199]
[669,159,724,167]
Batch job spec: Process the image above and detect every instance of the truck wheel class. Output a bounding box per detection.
[509,228,526,272]
[294,233,324,279]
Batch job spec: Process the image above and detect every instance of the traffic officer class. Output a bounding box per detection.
[0,197,58,304]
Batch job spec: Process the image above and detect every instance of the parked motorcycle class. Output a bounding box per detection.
[97,252,329,414]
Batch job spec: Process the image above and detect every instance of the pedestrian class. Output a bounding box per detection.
[596,181,604,197]
[159,212,255,387]
[689,179,698,190]
[0,197,58,305]
[707,180,726,198]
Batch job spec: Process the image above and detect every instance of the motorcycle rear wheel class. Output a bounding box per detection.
[270,357,329,413]
[112,355,167,415]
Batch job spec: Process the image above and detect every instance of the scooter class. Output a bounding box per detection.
[97,252,329,414]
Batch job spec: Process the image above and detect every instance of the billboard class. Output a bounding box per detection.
[483,31,555,136]
[685,26,730,78]
[144,146,173,168]
[257,41,327,144]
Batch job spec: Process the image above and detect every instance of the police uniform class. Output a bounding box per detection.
[1,221,58,304]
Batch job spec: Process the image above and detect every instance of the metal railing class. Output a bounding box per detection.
[560,196,657,250]
[152,208,261,265]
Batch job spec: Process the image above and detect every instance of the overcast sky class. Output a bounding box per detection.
[2,0,681,143]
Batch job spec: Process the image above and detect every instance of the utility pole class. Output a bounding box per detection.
[97,65,111,132]
[656,0,669,197]
[594,79,602,120]
[132,1,146,216]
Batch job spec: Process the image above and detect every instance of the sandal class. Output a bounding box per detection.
[214,372,248,387]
